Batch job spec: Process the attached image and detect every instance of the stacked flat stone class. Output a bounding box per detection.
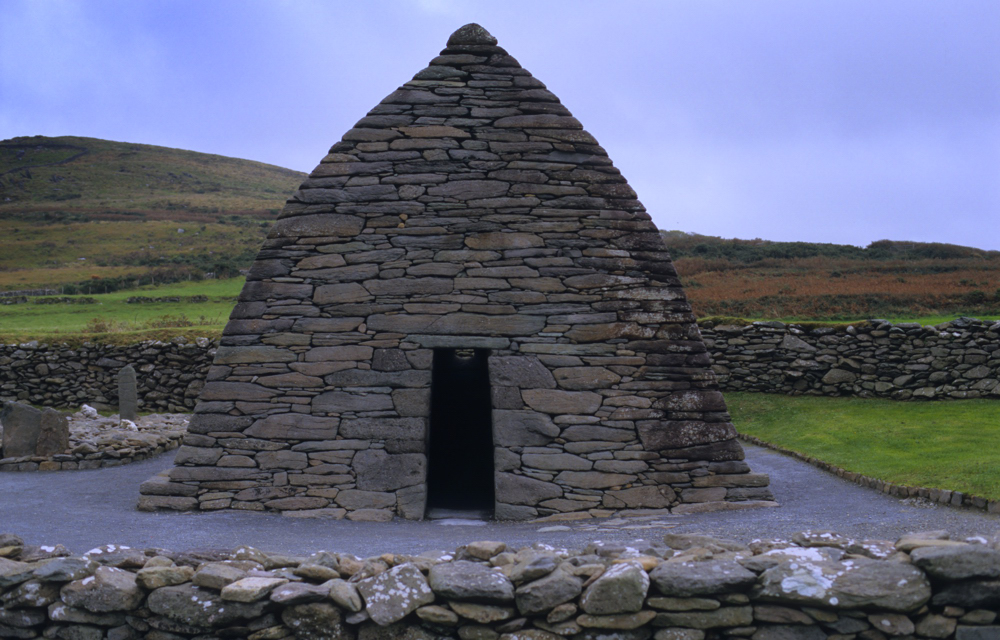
[139,23,770,519]
[2,530,1000,640]
[0,337,214,412]
[702,317,1000,399]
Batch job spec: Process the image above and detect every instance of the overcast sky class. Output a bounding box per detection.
[1,1,997,250]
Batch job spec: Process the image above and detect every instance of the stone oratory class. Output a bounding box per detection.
[139,24,773,520]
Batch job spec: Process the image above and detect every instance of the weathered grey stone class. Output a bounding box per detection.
[755,559,931,612]
[192,562,247,590]
[429,561,516,603]
[36,408,69,456]
[489,356,557,389]
[314,391,395,413]
[577,610,657,629]
[221,576,288,602]
[515,569,583,615]
[932,579,1000,608]
[554,471,638,489]
[650,561,756,597]
[522,389,602,414]
[822,369,857,384]
[580,561,649,614]
[493,411,559,446]
[354,449,425,491]
[136,565,195,590]
[60,566,143,612]
[2,578,61,608]
[271,213,364,238]
[356,563,435,625]
[32,557,97,583]
[955,627,1000,640]
[497,473,563,504]
[910,543,1000,580]
[245,414,340,440]
[148,582,268,628]
[637,421,737,451]
[916,614,957,638]
[328,578,365,612]
[117,365,138,421]
[750,626,827,640]
[603,486,677,509]
[269,580,330,605]
[281,602,352,640]
[450,602,516,624]
[1,402,41,458]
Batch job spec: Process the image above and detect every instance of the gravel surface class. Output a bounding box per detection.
[2,444,997,556]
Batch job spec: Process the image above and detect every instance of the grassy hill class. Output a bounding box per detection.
[0,135,305,291]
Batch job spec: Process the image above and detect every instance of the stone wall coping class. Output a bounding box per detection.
[1,528,998,639]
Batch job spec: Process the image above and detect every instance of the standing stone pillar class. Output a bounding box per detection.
[118,365,138,421]
[1,402,42,458]
[36,409,70,456]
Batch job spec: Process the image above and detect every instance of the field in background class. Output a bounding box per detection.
[728,392,1000,501]
[0,279,242,344]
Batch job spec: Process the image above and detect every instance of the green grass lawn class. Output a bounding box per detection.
[727,391,1000,501]
[0,278,244,343]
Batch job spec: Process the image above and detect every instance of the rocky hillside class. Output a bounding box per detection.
[0,135,305,217]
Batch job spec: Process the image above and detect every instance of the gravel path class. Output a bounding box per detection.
[3,444,997,556]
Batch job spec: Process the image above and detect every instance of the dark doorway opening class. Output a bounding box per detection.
[426,348,495,519]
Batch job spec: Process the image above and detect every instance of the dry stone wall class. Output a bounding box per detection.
[701,317,1000,399]
[3,318,999,414]
[0,338,215,412]
[1,530,999,640]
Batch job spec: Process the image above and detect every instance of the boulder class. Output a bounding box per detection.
[428,561,515,603]
[0,402,41,458]
[147,583,269,627]
[650,561,755,597]
[755,559,931,612]
[515,569,582,615]
[281,602,352,640]
[580,562,650,614]
[60,566,144,612]
[356,563,435,625]
[911,544,1000,580]
[36,408,69,456]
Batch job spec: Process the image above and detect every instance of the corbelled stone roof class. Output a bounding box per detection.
[140,23,771,520]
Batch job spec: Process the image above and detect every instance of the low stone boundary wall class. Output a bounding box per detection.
[0,413,187,472]
[1,530,999,640]
[3,319,998,410]
[0,339,216,412]
[701,317,1000,399]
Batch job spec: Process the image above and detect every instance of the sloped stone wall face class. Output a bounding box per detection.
[0,339,213,412]
[1,531,999,640]
[701,318,1000,399]
[138,25,767,519]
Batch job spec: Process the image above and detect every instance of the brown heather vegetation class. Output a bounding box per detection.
[665,233,1000,320]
